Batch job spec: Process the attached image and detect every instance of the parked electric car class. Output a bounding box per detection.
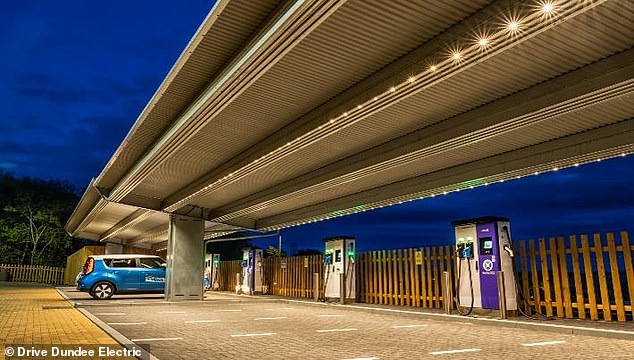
[76,254,166,300]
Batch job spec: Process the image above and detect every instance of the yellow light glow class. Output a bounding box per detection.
[429,65,437,72]
[408,76,415,83]
[541,2,555,14]
[507,21,520,32]
[390,86,396,92]
[477,37,489,47]
[452,52,461,60]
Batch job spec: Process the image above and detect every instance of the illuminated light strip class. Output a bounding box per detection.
[214,80,633,223]
[173,0,606,211]
[110,0,343,205]
[260,145,633,231]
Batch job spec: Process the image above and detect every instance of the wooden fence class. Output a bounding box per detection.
[515,231,633,321]
[215,231,633,322]
[0,264,65,285]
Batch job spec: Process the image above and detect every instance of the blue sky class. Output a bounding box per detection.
[1,1,632,253]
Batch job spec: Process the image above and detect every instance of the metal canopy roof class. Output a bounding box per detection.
[66,0,634,249]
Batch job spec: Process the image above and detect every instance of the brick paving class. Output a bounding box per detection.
[0,283,135,360]
[65,290,634,360]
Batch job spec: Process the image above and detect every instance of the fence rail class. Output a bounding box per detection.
[215,231,632,322]
[0,264,65,285]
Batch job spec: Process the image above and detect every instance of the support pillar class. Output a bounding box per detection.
[165,214,204,301]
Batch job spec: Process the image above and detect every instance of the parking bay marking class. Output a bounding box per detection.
[254,317,287,321]
[131,337,183,342]
[429,348,481,355]
[231,333,276,337]
[157,311,186,314]
[521,340,566,347]
[392,324,427,328]
[184,320,220,323]
[316,328,358,333]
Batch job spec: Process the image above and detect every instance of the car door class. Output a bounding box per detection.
[106,258,142,291]
[138,257,166,291]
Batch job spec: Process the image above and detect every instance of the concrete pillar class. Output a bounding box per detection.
[104,241,123,254]
[165,214,204,301]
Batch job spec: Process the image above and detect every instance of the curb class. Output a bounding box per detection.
[56,287,159,360]
[215,291,634,340]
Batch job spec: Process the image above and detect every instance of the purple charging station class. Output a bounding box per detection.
[476,221,501,309]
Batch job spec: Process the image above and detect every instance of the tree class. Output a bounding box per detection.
[0,171,77,266]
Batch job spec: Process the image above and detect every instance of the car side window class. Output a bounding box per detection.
[104,258,136,268]
[138,258,164,269]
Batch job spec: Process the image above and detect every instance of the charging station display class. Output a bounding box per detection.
[240,248,263,295]
[323,236,355,301]
[452,216,517,314]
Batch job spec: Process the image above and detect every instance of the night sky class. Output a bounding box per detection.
[2,1,632,254]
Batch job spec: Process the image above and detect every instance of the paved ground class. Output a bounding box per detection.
[61,288,634,360]
[0,282,137,360]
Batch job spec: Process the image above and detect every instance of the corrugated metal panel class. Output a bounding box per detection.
[242,96,634,221]
[79,202,139,236]
[71,0,634,240]
[96,0,282,190]
[188,1,633,210]
[132,0,490,197]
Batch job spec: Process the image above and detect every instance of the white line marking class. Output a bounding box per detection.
[184,320,219,323]
[317,314,344,317]
[455,321,473,325]
[254,317,288,320]
[316,328,358,333]
[107,322,147,326]
[265,307,294,310]
[230,333,276,337]
[521,340,566,347]
[430,348,481,355]
[216,309,242,312]
[392,324,427,328]
[157,311,185,314]
[131,337,183,342]
[93,313,126,316]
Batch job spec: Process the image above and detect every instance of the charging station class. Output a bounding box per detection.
[240,248,263,295]
[452,216,517,315]
[323,236,355,302]
[204,253,220,291]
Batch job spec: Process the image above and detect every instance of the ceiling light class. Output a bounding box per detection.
[452,52,461,60]
[507,21,520,32]
[477,37,489,47]
[429,65,437,72]
[390,86,396,92]
[541,1,555,14]
[408,76,415,83]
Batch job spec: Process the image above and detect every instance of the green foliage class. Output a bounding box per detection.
[266,245,286,258]
[0,171,78,266]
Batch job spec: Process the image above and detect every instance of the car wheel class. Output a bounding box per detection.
[91,282,115,300]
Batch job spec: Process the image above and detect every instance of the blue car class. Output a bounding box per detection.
[76,254,166,300]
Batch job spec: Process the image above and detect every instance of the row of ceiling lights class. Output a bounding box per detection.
[265,149,630,231]
[178,1,579,208]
